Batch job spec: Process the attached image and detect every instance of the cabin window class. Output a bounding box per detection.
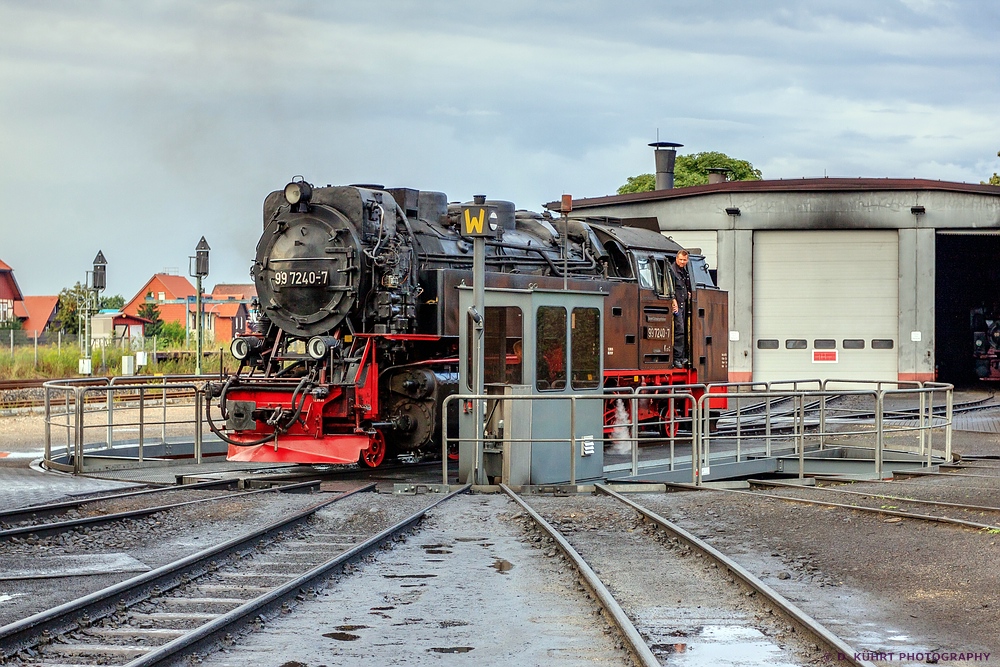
[484,306,523,384]
[605,242,633,279]
[536,306,567,391]
[636,257,654,290]
[571,307,601,389]
[467,306,525,388]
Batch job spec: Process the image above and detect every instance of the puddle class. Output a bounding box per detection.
[439,620,471,628]
[424,549,452,554]
[370,606,395,611]
[323,631,361,641]
[336,624,369,631]
[429,647,475,654]
[382,573,437,579]
[421,543,448,549]
[425,559,445,562]
[280,662,307,667]
[0,594,22,604]
[454,537,487,542]
[652,625,800,666]
[492,558,514,573]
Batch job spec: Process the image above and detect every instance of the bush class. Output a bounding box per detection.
[158,321,186,347]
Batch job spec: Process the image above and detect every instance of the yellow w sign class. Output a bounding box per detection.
[463,207,486,235]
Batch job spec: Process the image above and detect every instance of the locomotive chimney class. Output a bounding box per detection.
[649,141,683,190]
[473,194,486,205]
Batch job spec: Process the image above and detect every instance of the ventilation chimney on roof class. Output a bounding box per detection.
[649,141,683,190]
[707,168,729,185]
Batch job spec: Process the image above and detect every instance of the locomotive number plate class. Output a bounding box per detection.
[272,270,329,286]
[644,326,669,340]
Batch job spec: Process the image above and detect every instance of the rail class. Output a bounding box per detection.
[42,376,221,474]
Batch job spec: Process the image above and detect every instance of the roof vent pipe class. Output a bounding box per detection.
[649,141,683,190]
[707,168,729,185]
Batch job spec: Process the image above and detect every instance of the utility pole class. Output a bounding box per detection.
[81,251,106,375]
[190,238,210,375]
[462,196,497,485]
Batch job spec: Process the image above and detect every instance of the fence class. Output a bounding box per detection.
[4,331,234,375]
[43,375,954,481]
[443,379,954,486]
[43,376,224,474]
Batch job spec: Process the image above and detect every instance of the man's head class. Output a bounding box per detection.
[675,249,689,268]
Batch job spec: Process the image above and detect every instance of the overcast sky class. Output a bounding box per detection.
[2,0,999,298]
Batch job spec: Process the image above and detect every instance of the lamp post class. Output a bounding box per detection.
[190,237,210,375]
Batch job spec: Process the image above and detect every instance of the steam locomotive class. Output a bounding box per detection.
[972,306,1000,380]
[207,180,728,466]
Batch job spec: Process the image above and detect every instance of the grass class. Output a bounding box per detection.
[0,343,238,379]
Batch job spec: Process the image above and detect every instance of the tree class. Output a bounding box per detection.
[984,151,1000,186]
[137,297,164,337]
[54,282,93,335]
[99,294,125,310]
[618,174,656,194]
[617,151,763,194]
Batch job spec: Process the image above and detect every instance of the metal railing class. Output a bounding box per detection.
[443,380,954,486]
[441,392,610,486]
[43,376,221,474]
[42,373,954,482]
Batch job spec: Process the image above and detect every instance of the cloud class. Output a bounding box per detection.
[1,0,999,295]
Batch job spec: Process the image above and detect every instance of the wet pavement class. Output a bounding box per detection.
[197,495,629,666]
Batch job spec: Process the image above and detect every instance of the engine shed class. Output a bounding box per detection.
[556,177,1000,385]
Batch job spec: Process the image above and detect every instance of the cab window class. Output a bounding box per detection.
[654,257,673,298]
[636,256,654,290]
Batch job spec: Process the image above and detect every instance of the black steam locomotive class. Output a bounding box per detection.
[972,306,1000,380]
[207,180,728,466]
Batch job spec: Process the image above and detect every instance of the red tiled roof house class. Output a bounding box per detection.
[123,274,197,328]
[0,260,24,324]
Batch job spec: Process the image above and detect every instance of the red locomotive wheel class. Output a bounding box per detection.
[659,406,680,438]
[359,430,386,468]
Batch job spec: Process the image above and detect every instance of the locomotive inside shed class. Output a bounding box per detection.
[936,233,1000,383]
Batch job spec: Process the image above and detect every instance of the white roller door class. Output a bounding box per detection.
[662,231,717,271]
[753,230,898,383]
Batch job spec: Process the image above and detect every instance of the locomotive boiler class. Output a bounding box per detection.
[207,180,728,466]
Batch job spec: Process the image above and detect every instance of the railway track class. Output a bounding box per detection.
[0,479,236,525]
[0,483,465,666]
[727,476,1000,532]
[4,483,980,665]
[507,485,876,667]
[0,479,322,541]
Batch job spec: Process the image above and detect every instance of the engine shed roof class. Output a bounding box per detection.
[548,177,1000,211]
